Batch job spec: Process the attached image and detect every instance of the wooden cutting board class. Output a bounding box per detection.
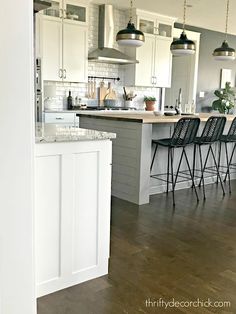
[105,82,116,100]
[99,81,107,101]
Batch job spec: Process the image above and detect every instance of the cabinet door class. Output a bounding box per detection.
[154,37,172,88]
[63,0,88,24]
[134,34,155,87]
[41,17,62,81]
[63,22,88,83]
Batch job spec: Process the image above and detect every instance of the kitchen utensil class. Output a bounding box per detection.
[105,82,116,100]
[99,81,107,101]
[91,79,96,99]
[123,87,127,100]
[87,79,91,98]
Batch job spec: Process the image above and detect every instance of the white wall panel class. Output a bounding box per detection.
[73,152,99,272]
[35,156,62,284]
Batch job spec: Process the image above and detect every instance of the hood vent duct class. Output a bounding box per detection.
[88,5,138,65]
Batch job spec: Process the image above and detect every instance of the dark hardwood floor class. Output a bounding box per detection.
[38,182,236,314]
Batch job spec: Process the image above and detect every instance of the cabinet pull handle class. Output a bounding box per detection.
[59,69,63,78]
[56,117,63,120]
[154,76,157,85]
[63,69,67,79]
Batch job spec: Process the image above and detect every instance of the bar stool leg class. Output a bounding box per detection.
[192,144,197,188]
[210,145,225,196]
[183,148,199,202]
[224,143,236,183]
[225,142,231,194]
[199,145,206,200]
[170,148,175,206]
[216,142,222,185]
[173,148,185,188]
[166,147,170,194]
[150,143,158,172]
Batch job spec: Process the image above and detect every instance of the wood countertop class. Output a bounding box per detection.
[78,112,235,124]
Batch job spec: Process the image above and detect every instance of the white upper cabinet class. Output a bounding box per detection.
[124,10,176,88]
[63,22,88,82]
[37,0,88,83]
[41,17,62,81]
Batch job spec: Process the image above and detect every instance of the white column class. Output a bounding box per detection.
[0,0,36,313]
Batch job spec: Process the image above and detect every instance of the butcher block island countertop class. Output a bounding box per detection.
[77,112,235,123]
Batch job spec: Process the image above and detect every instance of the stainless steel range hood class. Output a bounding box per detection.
[34,0,51,13]
[88,5,138,65]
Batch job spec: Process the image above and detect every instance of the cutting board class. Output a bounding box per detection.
[99,81,107,101]
[105,82,116,100]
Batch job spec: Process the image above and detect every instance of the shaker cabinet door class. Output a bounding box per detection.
[41,17,62,81]
[154,37,172,88]
[134,35,155,87]
[63,22,88,83]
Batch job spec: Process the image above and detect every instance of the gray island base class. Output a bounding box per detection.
[79,112,235,205]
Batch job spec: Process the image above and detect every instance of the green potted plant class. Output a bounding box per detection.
[212,82,235,114]
[144,96,156,111]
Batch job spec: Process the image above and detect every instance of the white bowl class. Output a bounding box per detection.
[153,111,163,116]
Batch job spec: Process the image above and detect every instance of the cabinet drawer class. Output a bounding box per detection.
[44,112,75,124]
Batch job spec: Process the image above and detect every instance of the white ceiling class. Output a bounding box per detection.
[91,0,236,36]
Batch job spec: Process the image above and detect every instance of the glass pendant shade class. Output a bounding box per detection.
[170,31,195,55]
[213,40,235,61]
[116,22,145,47]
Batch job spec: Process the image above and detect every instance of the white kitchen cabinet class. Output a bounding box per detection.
[41,17,62,81]
[35,139,112,297]
[63,22,88,82]
[37,0,88,83]
[43,0,88,24]
[44,112,76,124]
[124,10,175,88]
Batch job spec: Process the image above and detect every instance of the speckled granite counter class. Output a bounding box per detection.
[35,124,116,143]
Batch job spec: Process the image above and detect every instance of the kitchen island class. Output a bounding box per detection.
[78,112,235,205]
[35,124,116,297]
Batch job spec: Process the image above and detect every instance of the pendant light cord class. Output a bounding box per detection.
[129,0,133,23]
[225,0,230,41]
[183,0,187,32]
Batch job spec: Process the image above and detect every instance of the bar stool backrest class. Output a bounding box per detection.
[170,117,200,146]
[227,117,236,141]
[199,116,226,144]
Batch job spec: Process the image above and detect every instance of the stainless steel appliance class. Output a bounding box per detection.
[35,58,43,122]
[88,5,138,64]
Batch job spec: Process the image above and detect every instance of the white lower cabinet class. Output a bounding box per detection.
[35,140,112,297]
[44,112,76,124]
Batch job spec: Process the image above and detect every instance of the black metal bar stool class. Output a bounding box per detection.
[150,117,200,206]
[193,116,226,200]
[219,117,236,193]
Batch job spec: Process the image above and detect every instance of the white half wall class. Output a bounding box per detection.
[0,0,36,313]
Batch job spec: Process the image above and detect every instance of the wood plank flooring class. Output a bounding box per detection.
[38,182,236,314]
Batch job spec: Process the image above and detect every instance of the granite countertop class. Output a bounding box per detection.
[35,124,116,143]
[77,112,236,123]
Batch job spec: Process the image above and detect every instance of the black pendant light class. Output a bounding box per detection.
[170,0,195,55]
[213,0,235,61]
[116,0,145,47]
